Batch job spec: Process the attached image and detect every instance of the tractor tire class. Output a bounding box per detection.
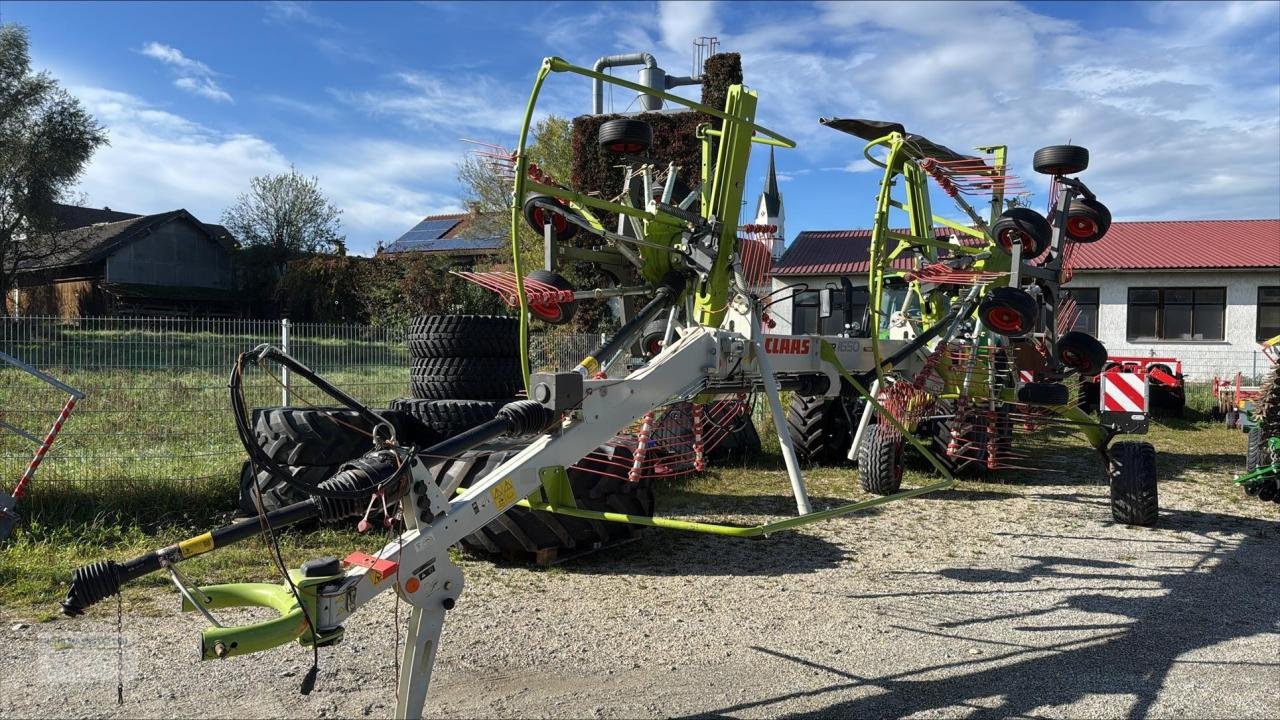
[992,207,1051,257]
[979,286,1038,337]
[1108,441,1158,526]
[787,394,853,465]
[251,406,430,467]
[442,440,654,562]
[409,357,522,400]
[1063,198,1111,243]
[1056,331,1108,377]
[1033,145,1089,175]
[522,193,579,243]
[407,315,518,360]
[1017,381,1070,406]
[1246,426,1264,473]
[599,119,653,155]
[858,425,904,495]
[526,269,577,325]
[389,398,506,439]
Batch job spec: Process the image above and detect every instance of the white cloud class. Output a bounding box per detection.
[263,1,341,29]
[139,41,232,103]
[718,0,1279,221]
[71,87,465,253]
[331,72,533,134]
[657,1,720,56]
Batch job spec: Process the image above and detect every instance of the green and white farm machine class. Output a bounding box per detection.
[61,55,1158,718]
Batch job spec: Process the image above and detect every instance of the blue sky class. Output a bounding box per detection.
[5,0,1278,255]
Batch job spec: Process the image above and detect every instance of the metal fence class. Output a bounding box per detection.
[0,316,598,494]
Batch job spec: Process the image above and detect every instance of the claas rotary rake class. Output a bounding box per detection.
[60,55,1157,719]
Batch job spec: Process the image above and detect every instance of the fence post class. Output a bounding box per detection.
[281,318,290,406]
[1253,350,1258,384]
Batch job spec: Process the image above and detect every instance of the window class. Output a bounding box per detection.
[1063,287,1099,336]
[791,287,867,335]
[793,290,821,334]
[1126,287,1225,341]
[1259,287,1280,341]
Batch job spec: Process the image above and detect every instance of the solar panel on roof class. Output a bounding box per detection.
[391,218,459,246]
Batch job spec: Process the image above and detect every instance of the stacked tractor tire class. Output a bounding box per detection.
[237,315,657,563]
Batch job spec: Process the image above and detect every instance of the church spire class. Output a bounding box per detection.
[754,147,786,259]
[762,147,781,217]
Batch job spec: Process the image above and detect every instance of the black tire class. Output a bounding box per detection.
[444,440,654,561]
[1063,198,1111,243]
[252,406,426,466]
[410,357,522,400]
[1056,331,1108,377]
[991,207,1051,256]
[786,394,852,464]
[1246,426,1264,473]
[1033,145,1089,175]
[858,425,903,495]
[521,193,579,243]
[979,286,1038,337]
[1108,441,1158,526]
[525,269,577,325]
[390,398,506,438]
[931,409,1012,476]
[1257,364,1280,441]
[408,315,517,359]
[1018,381,1070,406]
[598,119,652,154]
[707,414,761,464]
[641,319,667,357]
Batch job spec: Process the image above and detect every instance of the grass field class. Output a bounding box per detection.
[0,383,1261,617]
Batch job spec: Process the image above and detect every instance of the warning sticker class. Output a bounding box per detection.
[491,478,517,511]
[178,532,215,559]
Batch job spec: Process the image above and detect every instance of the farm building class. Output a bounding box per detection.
[378,207,504,262]
[769,219,1280,380]
[8,203,238,319]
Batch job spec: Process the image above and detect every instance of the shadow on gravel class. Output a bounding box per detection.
[684,507,1280,719]
[564,526,850,578]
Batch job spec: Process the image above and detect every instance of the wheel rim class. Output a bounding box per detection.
[1067,216,1097,238]
[531,208,567,232]
[1061,347,1084,369]
[609,142,643,153]
[998,228,1025,252]
[987,306,1024,333]
[530,303,564,323]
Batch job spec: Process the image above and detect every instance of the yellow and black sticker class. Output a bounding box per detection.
[491,478,517,511]
[178,532,215,559]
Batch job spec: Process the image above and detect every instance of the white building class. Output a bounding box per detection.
[768,219,1280,381]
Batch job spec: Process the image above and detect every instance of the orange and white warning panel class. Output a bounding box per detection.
[1099,369,1148,433]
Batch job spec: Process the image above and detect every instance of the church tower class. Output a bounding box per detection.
[753,147,785,259]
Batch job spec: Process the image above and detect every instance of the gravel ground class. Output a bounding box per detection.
[3,446,1278,719]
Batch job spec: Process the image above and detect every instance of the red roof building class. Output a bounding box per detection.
[769,219,1280,380]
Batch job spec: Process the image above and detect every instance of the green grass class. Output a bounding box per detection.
[2,394,1254,615]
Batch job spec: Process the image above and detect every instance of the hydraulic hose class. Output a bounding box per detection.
[573,271,687,376]
[60,401,557,617]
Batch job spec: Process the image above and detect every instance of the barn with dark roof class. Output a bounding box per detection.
[9,203,239,318]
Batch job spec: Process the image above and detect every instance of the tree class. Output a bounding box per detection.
[221,167,345,261]
[0,24,108,305]
[455,116,615,332]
